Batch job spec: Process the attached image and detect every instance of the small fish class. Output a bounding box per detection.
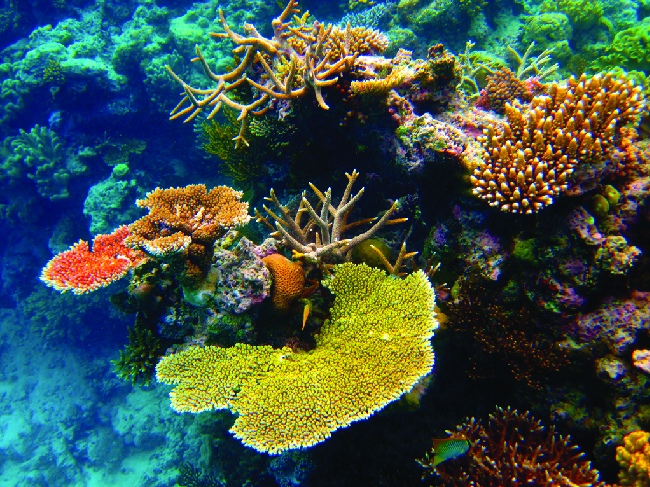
[429,436,471,467]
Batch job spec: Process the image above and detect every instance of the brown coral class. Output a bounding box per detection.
[475,67,534,114]
[125,184,250,284]
[471,73,645,213]
[418,406,608,486]
[262,253,305,311]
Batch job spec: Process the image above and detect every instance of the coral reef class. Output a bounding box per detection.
[156,263,437,454]
[568,291,650,355]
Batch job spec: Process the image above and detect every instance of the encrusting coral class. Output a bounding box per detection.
[617,430,650,487]
[41,225,147,295]
[155,263,437,454]
[256,169,406,263]
[418,406,608,486]
[166,0,388,148]
[124,184,250,286]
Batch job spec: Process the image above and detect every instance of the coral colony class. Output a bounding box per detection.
[0,0,647,484]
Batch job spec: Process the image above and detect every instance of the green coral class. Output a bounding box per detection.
[112,313,164,386]
[1,124,86,200]
[156,263,438,454]
[83,164,141,235]
[593,18,650,76]
[540,0,605,30]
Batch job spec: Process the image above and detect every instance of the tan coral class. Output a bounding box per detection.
[166,0,387,148]
[471,73,645,213]
[255,169,406,263]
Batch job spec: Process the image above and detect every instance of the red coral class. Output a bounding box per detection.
[40,225,147,295]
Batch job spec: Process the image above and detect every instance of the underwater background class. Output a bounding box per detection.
[1,0,650,485]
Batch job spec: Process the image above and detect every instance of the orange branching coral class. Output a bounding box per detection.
[125,184,250,284]
[262,253,305,311]
[166,0,386,148]
[471,73,646,213]
[617,430,650,487]
[418,406,608,486]
[41,225,147,295]
[476,67,534,114]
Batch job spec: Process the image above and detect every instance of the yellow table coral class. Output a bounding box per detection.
[617,430,650,487]
[156,263,438,454]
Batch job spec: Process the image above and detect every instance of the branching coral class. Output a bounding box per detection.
[471,73,645,213]
[617,430,650,487]
[41,225,147,295]
[255,169,406,263]
[124,184,250,286]
[418,406,607,486]
[166,0,387,148]
[156,263,437,454]
[2,124,86,200]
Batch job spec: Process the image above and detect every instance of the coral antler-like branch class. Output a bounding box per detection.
[256,169,407,263]
[165,0,386,148]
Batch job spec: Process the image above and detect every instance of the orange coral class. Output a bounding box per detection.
[40,225,147,294]
[476,67,534,114]
[471,73,645,213]
[125,184,249,256]
[262,253,305,311]
[125,184,250,286]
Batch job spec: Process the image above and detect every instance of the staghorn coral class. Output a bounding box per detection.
[471,73,646,213]
[40,225,147,295]
[166,0,387,148]
[125,184,250,286]
[255,169,405,263]
[617,430,650,487]
[156,263,437,454]
[418,406,607,486]
[262,253,305,312]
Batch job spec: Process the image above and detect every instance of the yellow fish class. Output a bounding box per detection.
[428,436,471,467]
